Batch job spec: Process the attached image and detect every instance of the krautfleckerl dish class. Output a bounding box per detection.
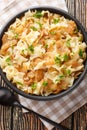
[0,7,87,100]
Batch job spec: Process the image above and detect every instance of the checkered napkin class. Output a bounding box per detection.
[0,0,87,130]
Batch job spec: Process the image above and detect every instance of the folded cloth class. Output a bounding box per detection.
[0,0,87,130]
[0,0,15,12]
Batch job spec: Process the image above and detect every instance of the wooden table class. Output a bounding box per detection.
[0,0,87,130]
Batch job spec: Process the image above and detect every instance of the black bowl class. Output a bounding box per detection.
[0,7,87,100]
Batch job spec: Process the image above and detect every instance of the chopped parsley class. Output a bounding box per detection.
[21,49,25,54]
[54,55,61,64]
[21,49,27,54]
[6,57,11,62]
[50,31,56,35]
[53,18,60,24]
[52,41,56,45]
[14,33,19,39]
[5,57,12,65]
[36,22,43,29]
[78,49,83,58]
[59,74,64,79]
[42,81,48,87]
[28,45,34,53]
[63,54,69,61]
[78,35,83,41]
[31,83,37,90]
[65,69,71,75]
[31,26,38,31]
[44,44,48,49]
[33,11,43,18]
[16,82,23,86]
[61,86,66,89]
[66,38,71,47]
[55,74,64,83]
[74,28,78,34]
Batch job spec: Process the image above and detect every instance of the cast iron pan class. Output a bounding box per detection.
[0,7,87,100]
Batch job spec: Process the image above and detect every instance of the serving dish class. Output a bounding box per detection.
[0,7,87,100]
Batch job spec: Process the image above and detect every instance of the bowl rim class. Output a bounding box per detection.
[0,6,87,101]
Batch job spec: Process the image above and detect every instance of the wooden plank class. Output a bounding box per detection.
[75,0,86,28]
[65,0,75,16]
[86,2,87,29]
[65,0,86,29]
[0,106,12,130]
[72,104,87,130]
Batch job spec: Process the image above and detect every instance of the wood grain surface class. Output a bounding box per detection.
[0,0,87,130]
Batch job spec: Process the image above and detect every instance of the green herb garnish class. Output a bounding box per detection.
[44,44,48,49]
[65,69,71,75]
[42,81,48,87]
[6,57,11,62]
[36,22,43,28]
[31,26,37,31]
[6,57,11,65]
[78,35,83,41]
[33,11,43,18]
[78,49,83,57]
[61,86,66,89]
[52,41,56,45]
[28,45,34,53]
[53,18,60,24]
[14,33,19,39]
[50,31,56,35]
[21,49,25,54]
[54,55,61,64]
[63,54,69,61]
[16,82,23,86]
[59,74,64,79]
[66,38,71,47]
[55,74,64,83]
[74,28,78,34]
[21,49,27,54]
[31,83,37,90]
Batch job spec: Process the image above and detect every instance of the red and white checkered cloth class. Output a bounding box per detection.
[0,0,87,130]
